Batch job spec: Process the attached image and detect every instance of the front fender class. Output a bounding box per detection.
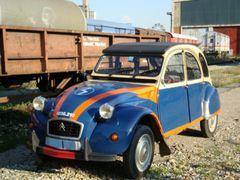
[30,110,49,143]
[89,105,152,155]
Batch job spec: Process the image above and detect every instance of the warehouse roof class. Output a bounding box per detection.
[103,42,181,55]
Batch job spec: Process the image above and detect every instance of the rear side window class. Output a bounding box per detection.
[186,52,201,80]
[199,53,209,77]
[164,53,184,84]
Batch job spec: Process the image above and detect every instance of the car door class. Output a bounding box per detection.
[158,51,190,134]
[184,51,204,122]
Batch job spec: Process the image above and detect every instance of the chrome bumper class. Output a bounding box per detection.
[32,131,116,162]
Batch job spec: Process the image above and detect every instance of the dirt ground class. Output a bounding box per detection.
[0,85,239,179]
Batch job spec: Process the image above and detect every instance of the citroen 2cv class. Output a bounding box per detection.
[29,42,220,178]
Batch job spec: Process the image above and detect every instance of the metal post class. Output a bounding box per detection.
[167,12,173,32]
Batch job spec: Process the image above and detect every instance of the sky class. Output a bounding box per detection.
[70,0,172,31]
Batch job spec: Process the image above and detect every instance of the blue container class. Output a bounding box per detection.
[87,19,135,34]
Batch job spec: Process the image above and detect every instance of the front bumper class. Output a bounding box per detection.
[32,131,116,162]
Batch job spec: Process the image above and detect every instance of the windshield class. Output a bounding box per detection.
[94,55,163,77]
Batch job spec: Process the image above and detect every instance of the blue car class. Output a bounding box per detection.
[29,42,221,178]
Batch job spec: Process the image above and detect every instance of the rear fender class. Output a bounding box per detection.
[203,85,221,119]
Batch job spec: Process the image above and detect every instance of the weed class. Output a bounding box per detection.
[0,102,32,152]
[210,66,240,87]
[149,165,169,177]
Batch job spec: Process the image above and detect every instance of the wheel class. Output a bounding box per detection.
[123,125,155,179]
[37,76,49,92]
[200,115,218,138]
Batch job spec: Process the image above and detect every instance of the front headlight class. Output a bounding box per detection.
[99,103,114,119]
[33,96,47,111]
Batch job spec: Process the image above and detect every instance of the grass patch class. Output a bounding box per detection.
[21,81,37,89]
[149,166,170,176]
[206,55,240,65]
[210,66,240,87]
[0,102,32,152]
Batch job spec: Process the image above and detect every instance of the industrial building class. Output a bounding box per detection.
[173,0,240,55]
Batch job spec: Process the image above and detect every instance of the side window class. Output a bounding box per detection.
[199,53,209,77]
[164,53,184,84]
[186,52,201,80]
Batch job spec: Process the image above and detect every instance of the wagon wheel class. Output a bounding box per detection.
[37,76,49,92]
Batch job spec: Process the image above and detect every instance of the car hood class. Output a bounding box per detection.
[52,81,158,121]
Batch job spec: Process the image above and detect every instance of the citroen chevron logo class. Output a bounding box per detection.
[59,122,66,132]
[74,87,95,96]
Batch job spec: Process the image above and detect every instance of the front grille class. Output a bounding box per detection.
[48,120,82,139]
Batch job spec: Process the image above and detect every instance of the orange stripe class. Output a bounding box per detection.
[150,112,164,135]
[163,109,221,138]
[53,85,79,117]
[70,86,158,121]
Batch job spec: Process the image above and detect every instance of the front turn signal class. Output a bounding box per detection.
[110,133,119,142]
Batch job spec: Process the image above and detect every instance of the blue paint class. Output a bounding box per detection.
[31,79,220,157]
[187,82,205,121]
[158,86,190,133]
[89,105,153,154]
[202,83,221,114]
[59,81,140,117]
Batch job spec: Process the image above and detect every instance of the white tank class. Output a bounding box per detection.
[0,0,86,31]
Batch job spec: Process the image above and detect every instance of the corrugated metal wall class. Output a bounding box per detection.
[181,0,240,26]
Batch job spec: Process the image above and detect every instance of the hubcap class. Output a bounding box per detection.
[135,134,152,172]
[208,116,217,132]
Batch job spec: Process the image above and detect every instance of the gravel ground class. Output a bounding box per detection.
[0,86,239,179]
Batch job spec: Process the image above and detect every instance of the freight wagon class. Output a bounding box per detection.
[181,28,230,57]
[168,33,198,44]
[0,25,170,91]
[0,0,195,92]
[202,31,230,57]
[0,0,172,91]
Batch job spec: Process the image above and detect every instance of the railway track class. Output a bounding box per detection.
[0,77,72,104]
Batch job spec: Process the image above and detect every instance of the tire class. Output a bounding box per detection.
[200,115,218,138]
[37,76,49,92]
[123,125,155,179]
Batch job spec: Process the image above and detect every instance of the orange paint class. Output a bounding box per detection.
[150,112,164,135]
[53,85,79,117]
[133,87,158,104]
[70,86,158,121]
[163,109,221,138]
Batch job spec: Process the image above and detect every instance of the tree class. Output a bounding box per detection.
[152,23,166,32]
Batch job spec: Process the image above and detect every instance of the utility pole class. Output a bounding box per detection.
[167,12,173,32]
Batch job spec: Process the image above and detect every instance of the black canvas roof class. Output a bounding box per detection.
[103,42,182,56]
